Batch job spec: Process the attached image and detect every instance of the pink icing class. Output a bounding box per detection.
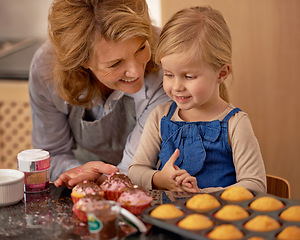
[117,190,153,206]
[101,181,129,191]
[73,182,102,195]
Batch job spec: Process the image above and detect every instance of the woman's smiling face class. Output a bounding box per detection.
[87,37,151,94]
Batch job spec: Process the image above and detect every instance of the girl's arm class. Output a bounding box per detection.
[200,111,267,194]
[128,102,171,190]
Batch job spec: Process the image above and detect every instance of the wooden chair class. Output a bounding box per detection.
[266,174,291,199]
[0,81,32,169]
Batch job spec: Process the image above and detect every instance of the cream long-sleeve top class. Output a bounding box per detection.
[128,102,267,193]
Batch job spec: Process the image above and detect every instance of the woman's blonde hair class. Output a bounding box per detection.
[155,6,232,102]
[48,0,159,107]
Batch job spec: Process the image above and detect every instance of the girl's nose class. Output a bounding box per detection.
[173,78,185,92]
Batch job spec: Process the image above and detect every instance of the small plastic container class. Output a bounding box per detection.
[17,149,50,193]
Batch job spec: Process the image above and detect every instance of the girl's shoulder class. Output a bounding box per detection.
[149,102,173,119]
[223,104,249,121]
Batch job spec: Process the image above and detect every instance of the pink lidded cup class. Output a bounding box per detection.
[17,149,50,193]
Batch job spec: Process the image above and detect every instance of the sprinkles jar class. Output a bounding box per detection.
[17,149,50,193]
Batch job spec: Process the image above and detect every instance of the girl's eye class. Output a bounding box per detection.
[186,75,196,80]
[163,73,174,78]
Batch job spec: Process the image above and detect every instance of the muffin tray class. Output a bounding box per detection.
[142,190,300,240]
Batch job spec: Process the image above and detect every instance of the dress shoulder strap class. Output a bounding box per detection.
[166,101,178,119]
[222,107,242,122]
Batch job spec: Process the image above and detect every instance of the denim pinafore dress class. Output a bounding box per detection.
[158,102,241,188]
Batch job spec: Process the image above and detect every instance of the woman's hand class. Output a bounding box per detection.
[54,161,119,188]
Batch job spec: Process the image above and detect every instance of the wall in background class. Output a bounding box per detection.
[146,0,162,27]
[0,0,52,40]
[160,0,300,199]
[0,0,161,40]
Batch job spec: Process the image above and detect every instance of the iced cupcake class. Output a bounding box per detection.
[72,192,105,222]
[100,172,133,201]
[117,185,153,215]
[71,180,103,204]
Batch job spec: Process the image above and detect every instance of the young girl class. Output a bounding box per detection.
[128,6,266,193]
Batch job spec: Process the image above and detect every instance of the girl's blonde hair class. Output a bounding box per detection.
[48,0,159,107]
[155,6,232,102]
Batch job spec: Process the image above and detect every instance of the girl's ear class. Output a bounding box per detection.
[218,64,230,83]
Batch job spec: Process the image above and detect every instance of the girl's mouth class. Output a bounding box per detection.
[175,95,191,103]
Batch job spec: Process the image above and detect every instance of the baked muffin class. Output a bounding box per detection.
[150,204,184,219]
[117,185,153,215]
[277,225,300,240]
[177,214,213,230]
[207,224,244,240]
[214,204,249,221]
[250,196,284,211]
[244,215,281,232]
[247,237,265,240]
[280,205,300,221]
[71,180,103,204]
[186,194,221,212]
[72,192,104,222]
[100,172,133,201]
[220,186,254,201]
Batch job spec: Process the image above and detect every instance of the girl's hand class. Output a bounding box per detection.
[171,168,200,193]
[181,175,200,193]
[153,149,182,191]
[54,161,119,188]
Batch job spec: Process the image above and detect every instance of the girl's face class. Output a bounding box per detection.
[86,37,151,94]
[161,52,227,120]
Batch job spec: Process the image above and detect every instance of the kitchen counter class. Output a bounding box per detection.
[1,184,299,240]
[0,184,184,240]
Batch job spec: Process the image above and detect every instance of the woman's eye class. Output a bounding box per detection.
[138,45,146,52]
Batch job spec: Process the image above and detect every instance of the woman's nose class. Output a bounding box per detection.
[125,60,141,78]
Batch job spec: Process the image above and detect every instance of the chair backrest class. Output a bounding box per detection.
[266,174,291,199]
[0,81,32,169]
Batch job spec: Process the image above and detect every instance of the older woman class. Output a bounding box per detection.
[29,0,169,188]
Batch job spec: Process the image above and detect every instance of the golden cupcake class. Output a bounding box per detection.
[220,186,254,201]
[277,226,300,240]
[177,214,213,230]
[150,204,184,219]
[250,196,284,211]
[215,204,249,221]
[247,237,265,240]
[186,194,221,212]
[207,224,244,240]
[244,215,281,232]
[280,205,300,221]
